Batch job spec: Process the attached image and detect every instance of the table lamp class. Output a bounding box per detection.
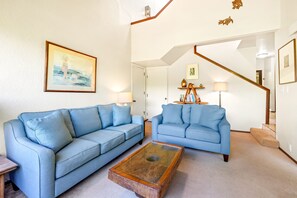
[213,82,228,108]
[117,92,133,106]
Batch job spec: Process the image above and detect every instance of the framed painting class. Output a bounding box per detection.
[186,64,199,80]
[278,39,297,85]
[45,41,97,92]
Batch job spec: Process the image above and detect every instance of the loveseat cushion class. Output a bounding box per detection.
[19,109,76,142]
[98,104,115,128]
[69,107,102,137]
[158,123,189,138]
[182,104,191,124]
[26,111,73,153]
[55,138,100,179]
[199,105,225,131]
[186,124,220,143]
[80,130,125,154]
[162,104,183,124]
[113,105,132,126]
[107,124,142,140]
[190,105,203,124]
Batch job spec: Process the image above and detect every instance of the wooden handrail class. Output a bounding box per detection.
[194,46,270,124]
[131,0,173,25]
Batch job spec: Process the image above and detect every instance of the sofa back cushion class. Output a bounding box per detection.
[19,109,75,143]
[162,104,183,124]
[26,111,73,153]
[182,104,191,123]
[98,104,115,128]
[113,105,132,126]
[190,105,204,124]
[69,107,102,137]
[199,105,225,131]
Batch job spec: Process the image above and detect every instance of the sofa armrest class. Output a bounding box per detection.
[4,120,55,198]
[152,114,163,141]
[132,115,144,139]
[218,117,231,155]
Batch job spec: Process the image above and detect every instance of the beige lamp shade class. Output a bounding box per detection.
[213,82,228,92]
[117,92,133,103]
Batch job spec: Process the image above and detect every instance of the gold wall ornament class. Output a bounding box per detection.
[232,0,243,9]
[218,16,234,26]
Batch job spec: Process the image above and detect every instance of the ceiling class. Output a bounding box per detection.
[238,32,275,58]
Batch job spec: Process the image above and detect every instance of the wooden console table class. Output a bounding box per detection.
[0,156,17,198]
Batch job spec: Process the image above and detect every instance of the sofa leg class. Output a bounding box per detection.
[138,140,143,145]
[11,182,19,191]
[223,155,229,162]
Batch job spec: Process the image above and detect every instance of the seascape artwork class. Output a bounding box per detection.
[45,41,97,92]
[52,52,92,87]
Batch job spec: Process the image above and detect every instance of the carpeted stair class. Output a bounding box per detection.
[250,128,279,148]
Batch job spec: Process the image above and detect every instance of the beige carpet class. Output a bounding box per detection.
[5,132,297,198]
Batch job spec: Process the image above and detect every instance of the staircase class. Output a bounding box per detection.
[250,112,279,149]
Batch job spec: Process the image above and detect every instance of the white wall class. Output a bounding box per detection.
[275,0,297,160]
[167,49,266,131]
[119,0,169,22]
[197,41,257,80]
[263,57,276,112]
[131,0,280,63]
[0,0,131,154]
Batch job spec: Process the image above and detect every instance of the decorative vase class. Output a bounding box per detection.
[181,79,187,87]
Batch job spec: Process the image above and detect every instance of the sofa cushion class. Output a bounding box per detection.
[98,104,115,128]
[107,124,142,140]
[186,124,220,143]
[55,138,100,179]
[200,105,225,131]
[113,105,132,126]
[80,130,125,154]
[26,111,73,153]
[162,104,183,124]
[158,123,189,138]
[190,104,204,124]
[182,104,191,123]
[69,107,102,137]
[19,109,75,142]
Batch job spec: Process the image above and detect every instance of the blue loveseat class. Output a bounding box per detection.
[152,104,230,161]
[4,104,144,198]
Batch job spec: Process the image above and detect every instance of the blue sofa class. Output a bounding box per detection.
[152,104,230,162]
[4,104,144,198]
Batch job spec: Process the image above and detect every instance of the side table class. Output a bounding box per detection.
[0,156,17,198]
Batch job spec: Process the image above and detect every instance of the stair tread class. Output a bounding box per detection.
[250,128,279,148]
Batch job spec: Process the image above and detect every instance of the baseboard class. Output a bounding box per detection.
[279,147,297,164]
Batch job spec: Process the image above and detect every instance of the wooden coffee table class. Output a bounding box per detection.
[108,142,184,198]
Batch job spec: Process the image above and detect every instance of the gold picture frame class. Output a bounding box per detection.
[186,64,199,80]
[278,39,297,85]
[45,41,97,92]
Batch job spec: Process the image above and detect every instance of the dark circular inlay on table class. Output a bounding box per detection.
[146,155,160,162]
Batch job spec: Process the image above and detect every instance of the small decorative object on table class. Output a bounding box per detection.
[181,79,187,87]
